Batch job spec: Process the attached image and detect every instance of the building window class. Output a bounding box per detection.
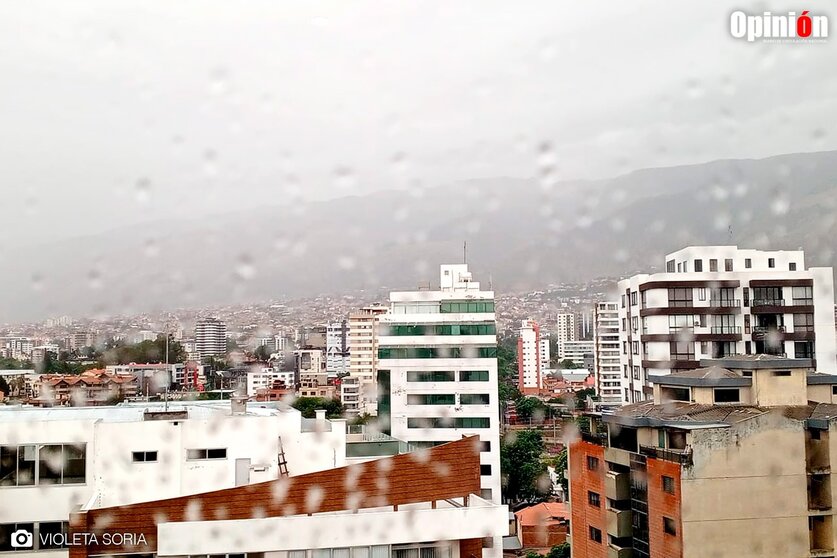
[666,260,675,273]
[669,342,694,361]
[379,347,497,359]
[187,448,227,460]
[631,316,639,331]
[713,388,740,403]
[407,394,456,405]
[621,294,626,308]
[745,341,752,354]
[662,475,675,494]
[709,259,718,272]
[668,314,695,331]
[0,521,70,552]
[621,318,626,332]
[460,370,489,382]
[407,417,490,429]
[773,370,792,377]
[793,313,815,332]
[768,258,775,268]
[663,517,677,536]
[480,489,493,501]
[586,456,599,471]
[1,444,86,487]
[693,259,703,272]
[724,258,733,272]
[588,491,601,507]
[439,300,494,313]
[789,262,797,271]
[480,464,492,476]
[745,258,752,268]
[668,288,693,307]
[632,341,639,355]
[622,341,627,355]
[792,286,813,306]
[676,262,681,272]
[589,526,602,543]
[460,393,490,405]
[132,451,158,463]
[795,341,815,359]
[631,291,638,306]
[407,371,455,382]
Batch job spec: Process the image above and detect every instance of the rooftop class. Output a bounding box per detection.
[0,400,299,423]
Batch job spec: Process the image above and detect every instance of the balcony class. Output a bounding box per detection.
[808,474,832,511]
[581,431,607,445]
[639,445,693,466]
[709,299,741,307]
[607,508,632,538]
[710,326,742,334]
[752,298,786,307]
[608,542,633,558]
[606,471,631,501]
[752,326,786,340]
[807,431,831,474]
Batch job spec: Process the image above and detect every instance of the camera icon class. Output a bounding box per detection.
[11,529,33,548]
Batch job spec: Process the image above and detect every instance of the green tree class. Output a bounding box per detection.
[516,396,547,423]
[574,387,597,410]
[254,345,271,362]
[350,412,373,426]
[553,448,568,496]
[501,429,550,503]
[547,543,570,558]
[559,359,581,369]
[291,397,344,419]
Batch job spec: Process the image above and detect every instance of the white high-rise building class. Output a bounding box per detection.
[593,301,621,405]
[377,264,502,524]
[195,317,227,360]
[617,245,837,404]
[326,321,349,377]
[555,312,576,357]
[517,319,549,392]
[347,305,388,413]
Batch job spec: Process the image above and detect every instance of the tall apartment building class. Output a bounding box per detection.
[617,246,837,404]
[294,348,325,387]
[326,320,349,377]
[377,264,502,522]
[347,304,388,413]
[594,301,622,405]
[556,313,576,358]
[195,317,227,360]
[570,355,837,558]
[560,339,595,369]
[518,319,549,392]
[1,401,506,558]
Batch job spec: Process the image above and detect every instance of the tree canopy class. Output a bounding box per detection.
[501,429,550,503]
[291,397,344,419]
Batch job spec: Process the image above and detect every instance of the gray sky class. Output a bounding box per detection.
[1,1,836,246]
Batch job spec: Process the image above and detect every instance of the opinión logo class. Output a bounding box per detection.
[730,10,829,42]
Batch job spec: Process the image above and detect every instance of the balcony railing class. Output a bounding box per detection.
[709,299,740,307]
[710,326,742,334]
[581,431,607,445]
[639,445,693,466]
[752,298,786,307]
[752,326,786,340]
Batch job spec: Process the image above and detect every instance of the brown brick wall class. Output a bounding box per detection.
[459,538,482,558]
[70,436,482,558]
[646,458,682,558]
[519,524,568,548]
[569,441,607,558]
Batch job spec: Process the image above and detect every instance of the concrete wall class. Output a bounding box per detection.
[682,413,811,558]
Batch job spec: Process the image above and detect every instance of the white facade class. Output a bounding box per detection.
[559,340,594,368]
[247,367,295,395]
[348,305,388,413]
[0,400,346,557]
[195,317,227,359]
[518,319,545,390]
[593,301,621,404]
[555,313,576,358]
[377,264,501,518]
[326,321,349,377]
[617,245,837,404]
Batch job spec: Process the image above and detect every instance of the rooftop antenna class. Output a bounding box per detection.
[728,225,733,242]
[463,241,467,264]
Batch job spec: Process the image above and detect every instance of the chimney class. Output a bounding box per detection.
[315,409,326,421]
[231,394,248,415]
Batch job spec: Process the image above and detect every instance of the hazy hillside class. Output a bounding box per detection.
[4,150,837,322]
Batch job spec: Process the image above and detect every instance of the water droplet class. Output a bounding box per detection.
[334,167,356,191]
[209,67,230,96]
[337,257,355,270]
[135,178,151,204]
[235,255,256,280]
[771,197,789,215]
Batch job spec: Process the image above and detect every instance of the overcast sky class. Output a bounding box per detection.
[1,1,836,247]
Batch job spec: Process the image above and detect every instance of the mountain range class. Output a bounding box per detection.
[4,149,837,322]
